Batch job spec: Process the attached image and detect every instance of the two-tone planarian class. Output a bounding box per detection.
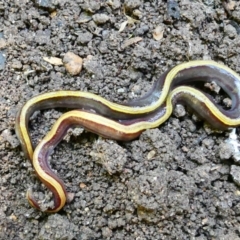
[15,60,240,212]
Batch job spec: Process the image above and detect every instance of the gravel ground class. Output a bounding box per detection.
[1,0,240,239]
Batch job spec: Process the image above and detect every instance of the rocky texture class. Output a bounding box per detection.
[1,0,240,239]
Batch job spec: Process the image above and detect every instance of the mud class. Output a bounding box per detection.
[1,1,240,239]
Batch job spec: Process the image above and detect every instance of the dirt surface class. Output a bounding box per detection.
[1,0,240,239]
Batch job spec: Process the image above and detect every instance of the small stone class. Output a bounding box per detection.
[131,85,141,95]
[186,119,197,132]
[188,147,208,164]
[117,88,125,93]
[232,9,240,22]
[98,41,108,53]
[202,138,214,149]
[34,0,56,11]
[219,142,234,160]
[108,0,121,9]
[133,9,142,18]
[90,139,127,175]
[63,52,83,76]
[134,24,149,36]
[124,0,141,9]
[71,127,84,137]
[77,31,93,44]
[83,55,103,78]
[182,146,189,152]
[0,38,6,49]
[80,1,101,13]
[147,150,156,160]
[224,24,237,38]
[63,127,84,142]
[230,165,240,186]
[223,98,232,108]
[76,12,92,24]
[121,37,142,49]
[204,81,221,93]
[102,227,112,238]
[92,14,109,24]
[35,29,51,45]
[43,56,63,66]
[1,129,20,148]
[153,25,164,41]
[167,0,180,19]
[12,60,23,70]
[67,192,75,203]
[225,0,236,10]
[173,104,186,118]
[233,152,240,163]
[79,183,87,189]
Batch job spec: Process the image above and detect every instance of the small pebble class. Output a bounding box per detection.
[1,129,20,148]
[34,0,56,11]
[63,52,83,76]
[233,152,240,163]
[0,38,6,49]
[35,29,51,45]
[147,150,156,160]
[83,55,103,78]
[92,14,109,24]
[12,60,23,70]
[117,88,125,93]
[230,165,240,186]
[203,0,214,6]
[133,9,142,18]
[81,1,101,13]
[124,0,141,9]
[204,81,220,93]
[167,0,180,19]
[90,139,127,175]
[185,120,197,132]
[202,138,214,149]
[219,142,234,160]
[79,183,87,189]
[63,127,84,142]
[102,227,113,238]
[224,24,237,38]
[182,146,189,152]
[153,25,164,41]
[107,0,121,10]
[223,98,232,108]
[77,12,92,24]
[173,104,186,118]
[77,31,93,44]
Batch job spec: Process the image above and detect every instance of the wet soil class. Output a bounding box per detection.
[1,0,240,239]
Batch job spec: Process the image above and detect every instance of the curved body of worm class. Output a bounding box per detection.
[15,60,240,212]
[16,60,240,160]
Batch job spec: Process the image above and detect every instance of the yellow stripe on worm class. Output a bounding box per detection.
[15,60,240,212]
[29,84,240,212]
[16,60,240,160]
